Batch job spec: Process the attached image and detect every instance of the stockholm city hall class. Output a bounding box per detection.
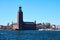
[18,6,36,30]
[0,6,55,30]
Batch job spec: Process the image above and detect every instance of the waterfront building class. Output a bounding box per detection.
[17,6,36,30]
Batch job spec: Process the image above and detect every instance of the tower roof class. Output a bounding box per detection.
[19,6,22,12]
[19,6,22,8]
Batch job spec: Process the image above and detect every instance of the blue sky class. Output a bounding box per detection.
[0,0,60,25]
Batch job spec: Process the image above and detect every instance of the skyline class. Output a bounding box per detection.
[0,0,60,25]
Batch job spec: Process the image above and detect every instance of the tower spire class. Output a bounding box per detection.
[19,6,22,12]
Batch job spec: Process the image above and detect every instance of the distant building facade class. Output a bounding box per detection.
[10,23,18,30]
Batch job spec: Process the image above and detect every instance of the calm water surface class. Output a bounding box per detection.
[0,30,60,40]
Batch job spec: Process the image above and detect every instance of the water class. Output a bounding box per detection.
[0,30,60,40]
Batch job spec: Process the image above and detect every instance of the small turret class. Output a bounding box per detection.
[7,22,9,27]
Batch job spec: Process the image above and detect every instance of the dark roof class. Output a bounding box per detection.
[24,22,35,24]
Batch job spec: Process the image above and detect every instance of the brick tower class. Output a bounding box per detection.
[18,6,23,30]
